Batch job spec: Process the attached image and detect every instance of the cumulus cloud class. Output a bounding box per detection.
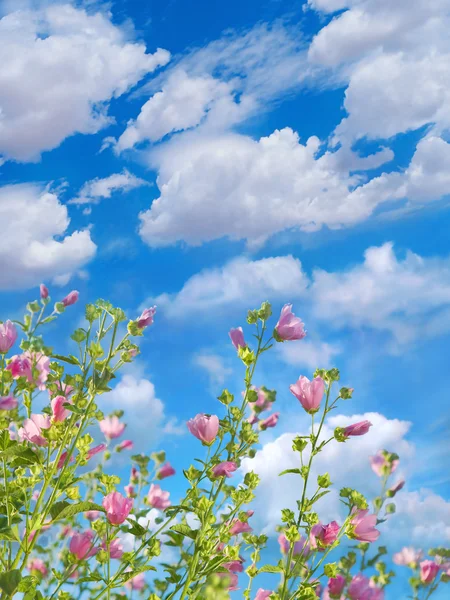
[193,353,233,388]
[99,375,184,453]
[0,183,96,289]
[152,254,308,318]
[277,339,341,370]
[0,4,170,161]
[69,170,149,205]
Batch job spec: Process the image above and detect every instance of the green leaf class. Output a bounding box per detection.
[169,524,197,541]
[278,468,302,476]
[0,526,20,542]
[0,443,40,466]
[258,565,283,574]
[0,570,22,596]
[125,521,147,538]
[118,566,156,584]
[17,576,38,593]
[51,353,79,366]
[50,500,104,522]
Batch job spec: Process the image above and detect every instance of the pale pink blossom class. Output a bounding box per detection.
[248,413,259,425]
[62,290,79,307]
[57,451,74,469]
[229,518,252,535]
[252,387,273,411]
[343,420,372,438]
[137,307,156,328]
[275,304,306,341]
[223,560,244,573]
[27,558,48,576]
[147,484,171,509]
[259,412,279,430]
[290,375,324,413]
[18,414,51,446]
[0,320,17,353]
[8,351,50,389]
[157,462,176,480]
[85,510,101,521]
[100,416,126,440]
[310,521,340,549]
[125,572,146,591]
[229,327,246,350]
[255,590,273,600]
[116,439,133,452]
[328,575,346,598]
[7,355,32,379]
[388,479,405,495]
[40,284,49,299]
[103,492,133,525]
[348,575,371,599]
[212,461,237,478]
[51,395,73,422]
[187,413,220,444]
[102,538,123,559]
[124,484,135,497]
[370,451,399,477]
[69,531,98,560]
[393,547,423,566]
[278,533,310,557]
[420,560,440,583]
[87,443,107,460]
[0,395,18,410]
[53,381,74,397]
[350,509,380,543]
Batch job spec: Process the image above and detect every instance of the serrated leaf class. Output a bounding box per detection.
[0,526,20,542]
[0,570,21,596]
[51,354,79,366]
[50,500,104,522]
[169,524,197,541]
[118,566,156,584]
[258,565,283,573]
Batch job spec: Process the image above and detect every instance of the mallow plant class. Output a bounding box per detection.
[0,287,448,600]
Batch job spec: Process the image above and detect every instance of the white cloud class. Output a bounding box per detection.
[193,352,232,388]
[101,374,183,453]
[0,4,170,161]
[69,169,149,205]
[0,183,96,289]
[153,254,308,318]
[277,339,341,371]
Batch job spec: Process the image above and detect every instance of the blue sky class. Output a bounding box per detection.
[1,0,450,597]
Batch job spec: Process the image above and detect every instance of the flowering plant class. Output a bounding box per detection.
[0,290,448,600]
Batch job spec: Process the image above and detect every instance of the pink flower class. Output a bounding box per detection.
[9,351,50,390]
[259,412,279,430]
[7,355,32,379]
[27,558,48,577]
[85,510,101,521]
[125,572,146,591]
[187,413,220,444]
[102,492,133,525]
[274,304,306,341]
[40,284,49,299]
[328,575,346,598]
[53,381,74,397]
[87,443,107,460]
[147,484,171,509]
[310,521,340,549]
[343,420,372,438]
[388,479,405,495]
[137,306,156,328]
[252,387,273,411]
[62,290,79,307]
[278,533,310,557]
[367,583,384,600]
[116,439,133,452]
[420,560,440,583]
[393,547,423,566]
[51,395,73,422]
[0,320,17,353]
[229,518,252,535]
[289,376,324,413]
[223,560,244,573]
[125,484,135,497]
[101,538,123,559]
[370,451,399,477]
[217,571,239,591]
[69,530,98,560]
[99,416,125,440]
[157,462,176,480]
[212,461,237,478]
[0,395,18,410]
[255,590,273,600]
[229,327,246,350]
[18,414,51,446]
[348,575,371,599]
[248,413,259,425]
[57,451,74,469]
[349,509,380,543]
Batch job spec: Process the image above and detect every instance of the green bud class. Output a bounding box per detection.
[71,328,87,343]
[292,436,308,453]
[247,310,258,324]
[239,346,255,366]
[334,427,347,443]
[385,502,396,514]
[27,301,41,313]
[257,301,272,321]
[218,389,234,406]
[246,564,258,578]
[54,302,65,314]
[340,387,354,399]
[127,320,144,337]
[96,549,109,564]
[317,473,332,488]
[324,563,338,578]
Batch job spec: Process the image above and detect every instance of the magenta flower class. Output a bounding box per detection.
[212,461,237,478]
[348,574,371,599]
[388,479,405,495]
[85,510,101,521]
[18,414,51,446]
[248,413,259,425]
[116,439,133,452]
[101,538,123,559]
[147,483,171,509]
[0,395,18,410]
[9,351,50,390]
[69,531,99,560]
[27,558,48,577]
[124,484,135,498]
[328,575,346,598]
[290,375,324,413]
[223,560,244,573]
[310,521,340,549]
[51,395,73,422]
[53,381,75,397]
[103,492,133,525]
[420,560,440,583]
[99,416,126,440]
[370,451,399,477]
[343,420,372,438]
[349,509,380,542]
[252,387,273,411]
[125,572,146,591]
[137,306,156,328]
[187,413,220,445]
[278,533,310,557]
[229,327,246,350]
[259,412,279,430]
[62,290,79,307]
[0,320,17,354]
[7,355,32,379]
[274,304,306,341]
[393,547,423,566]
[255,590,273,600]
[57,451,74,470]
[157,462,176,480]
[40,283,49,299]
[87,443,107,460]
[229,518,252,536]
